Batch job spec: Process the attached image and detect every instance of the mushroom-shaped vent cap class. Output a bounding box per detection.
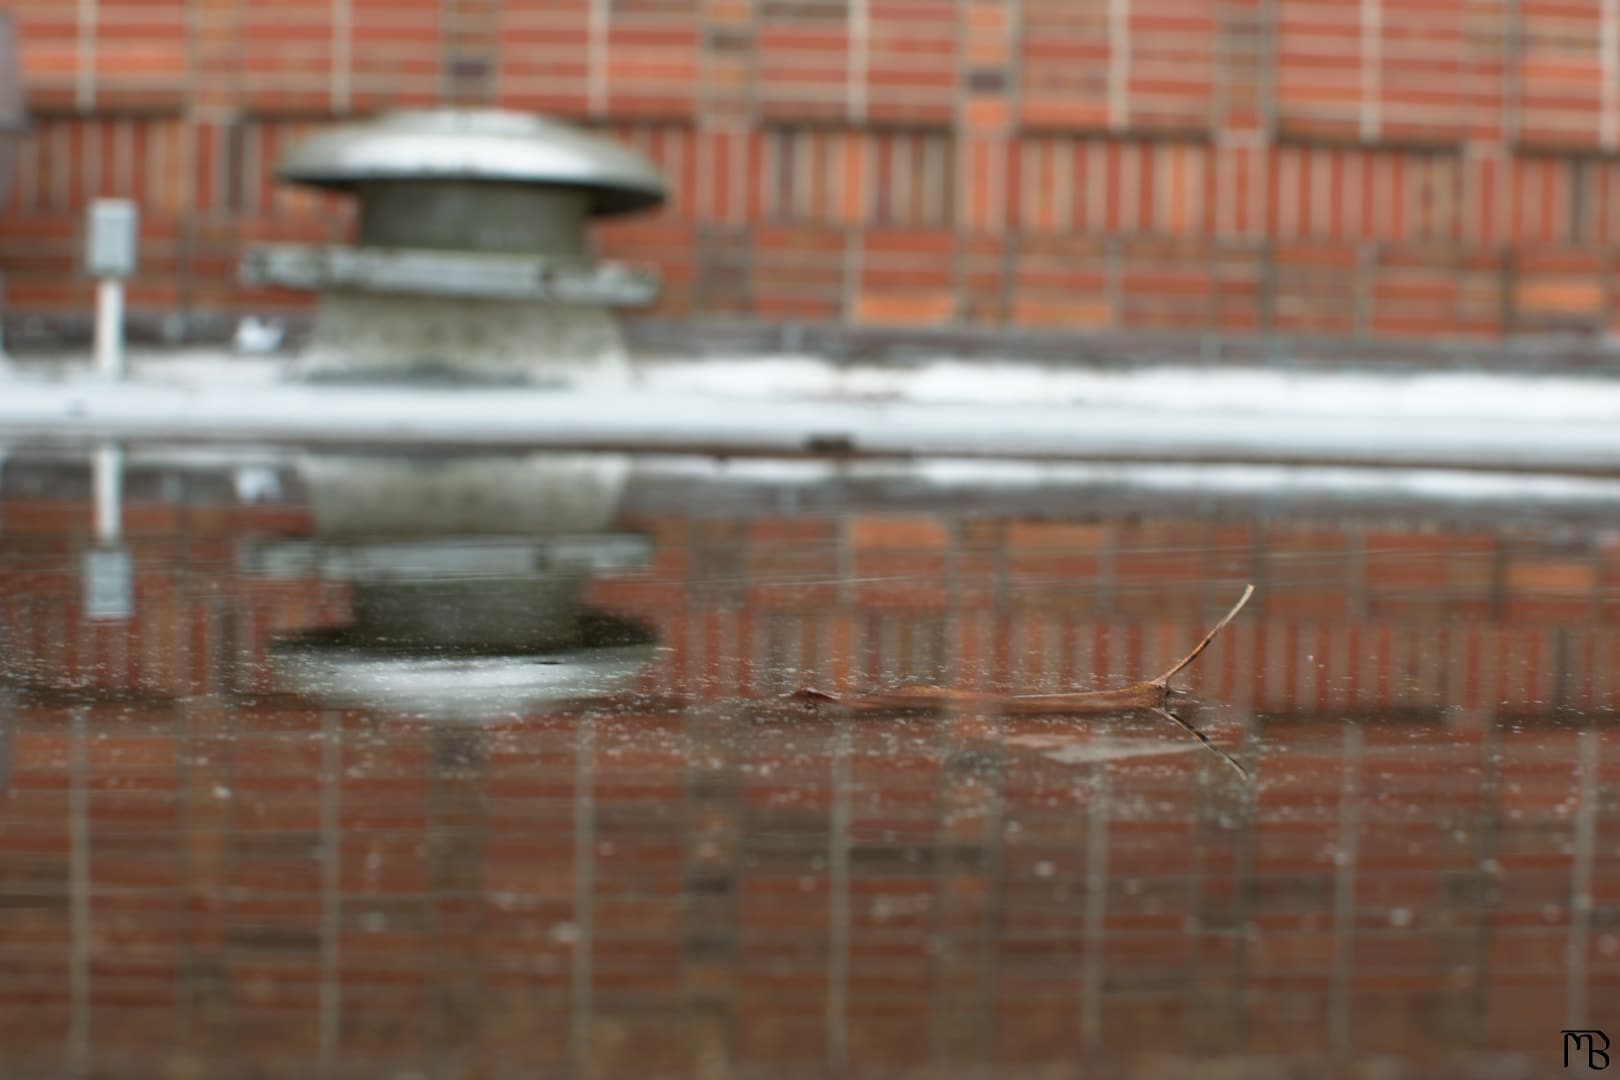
[276,109,666,216]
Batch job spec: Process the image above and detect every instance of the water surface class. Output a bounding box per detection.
[1,449,1616,1079]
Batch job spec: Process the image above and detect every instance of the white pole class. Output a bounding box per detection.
[84,443,132,622]
[92,442,122,547]
[93,277,125,381]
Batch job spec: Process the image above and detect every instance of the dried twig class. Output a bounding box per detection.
[784,585,1257,777]
[1005,583,1255,714]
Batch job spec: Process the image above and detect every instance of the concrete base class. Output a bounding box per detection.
[295,291,632,385]
[297,452,630,536]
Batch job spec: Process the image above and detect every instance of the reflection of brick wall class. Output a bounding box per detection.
[595,514,1620,715]
[4,696,1618,1070]
[4,490,1620,1071]
[13,3,1620,343]
[5,489,1620,711]
[0,496,348,698]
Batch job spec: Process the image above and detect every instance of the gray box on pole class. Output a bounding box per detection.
[85,200,139,279]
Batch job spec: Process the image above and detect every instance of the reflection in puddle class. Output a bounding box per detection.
[271,635,658,718]
[255,452,658,716]
[1005,729,1210,765]
[0,447,1615,1076]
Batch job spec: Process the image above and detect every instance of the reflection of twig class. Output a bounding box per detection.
[782,585,1257,779]
[1151,706,1249,781]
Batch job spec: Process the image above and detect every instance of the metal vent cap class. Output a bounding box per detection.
[276,108,666,216]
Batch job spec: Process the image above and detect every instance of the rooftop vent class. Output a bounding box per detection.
[242,109,667,385]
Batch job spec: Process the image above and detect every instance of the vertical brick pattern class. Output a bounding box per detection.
[5,1,1620,345]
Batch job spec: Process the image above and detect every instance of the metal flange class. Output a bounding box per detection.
[242,244,661,307]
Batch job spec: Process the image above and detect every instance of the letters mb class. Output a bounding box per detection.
[1564,1029,1611,1070]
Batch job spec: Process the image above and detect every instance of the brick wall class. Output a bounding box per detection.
[8,1,1620,345]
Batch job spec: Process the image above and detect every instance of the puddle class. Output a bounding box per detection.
[0,447,1615,1077]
